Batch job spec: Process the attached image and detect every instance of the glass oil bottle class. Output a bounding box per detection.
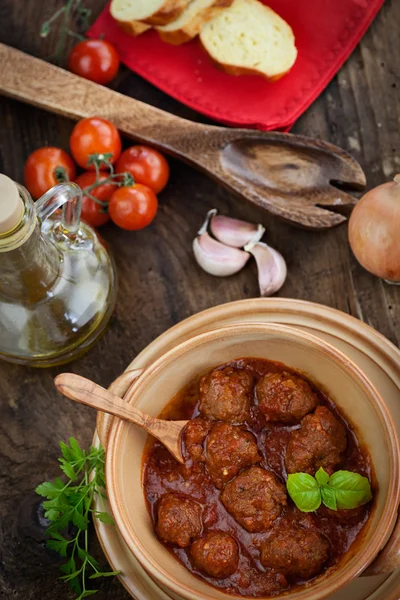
[0,174,117,366]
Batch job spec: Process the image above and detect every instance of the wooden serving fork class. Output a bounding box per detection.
[0,43,366,229]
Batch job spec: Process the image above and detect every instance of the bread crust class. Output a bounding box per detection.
[157,0,233,45]
[199,0,297,80]
[115,20,151,36]
[209,57,295,81]
[141,0,189,26]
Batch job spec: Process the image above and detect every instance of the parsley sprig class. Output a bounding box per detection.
[36,438,120,599]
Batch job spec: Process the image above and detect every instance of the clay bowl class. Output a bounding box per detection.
[105,323,400,600]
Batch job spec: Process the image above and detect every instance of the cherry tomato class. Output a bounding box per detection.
[108,184,158,230]
[75,171,116,227]
[115,145,170,194]
[24,147,76,199]
[68,39,120,85]
[70,117,122,169]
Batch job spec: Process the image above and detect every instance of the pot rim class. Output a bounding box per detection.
[106,322,400,600]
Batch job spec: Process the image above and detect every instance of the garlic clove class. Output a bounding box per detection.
[197,208,218,235]
[193,232,250,277]
[244,241,287,296]
[210,214,265,248]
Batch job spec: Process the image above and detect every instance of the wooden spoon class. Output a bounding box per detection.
[0,43,366,230]
[54,373,187,464]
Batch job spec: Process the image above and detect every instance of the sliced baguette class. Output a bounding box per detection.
[110,0,151,35]
[110,0,189,28]
[156,0,233,45]
[200,0,297,80]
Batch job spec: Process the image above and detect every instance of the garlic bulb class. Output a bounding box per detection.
[193,232,250,276]
[210,214,265,248]
[244,241,287,296]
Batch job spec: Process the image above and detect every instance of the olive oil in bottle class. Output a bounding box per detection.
[0,174,117,366]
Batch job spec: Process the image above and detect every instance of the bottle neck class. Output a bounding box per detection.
[0,187,61,303]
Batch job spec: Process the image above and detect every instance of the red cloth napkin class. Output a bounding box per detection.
[88,0,384,131]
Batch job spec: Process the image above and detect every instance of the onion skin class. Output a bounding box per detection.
[348,175,400,282]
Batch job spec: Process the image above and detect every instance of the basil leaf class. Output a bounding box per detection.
[287,473,321,512]
[315,467,330,486]
[321,485,337,510]
[325,470,372,510]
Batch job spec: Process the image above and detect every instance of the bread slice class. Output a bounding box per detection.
[200,0,297,80]
[110,0,151,34]
[110,0,190,28]
[156,0,233,45]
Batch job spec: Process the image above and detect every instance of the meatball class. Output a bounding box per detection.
[285,406,347,475]
[156,494,202,547]
[260,522,330,579]
[319,504,367,526]
[205,422,261,488]
[191,532,239,578]
[183,417,213,461]
[256,371,318,423]
[199,367,253,424]
[221,466,287,532]
[244,571,289,596]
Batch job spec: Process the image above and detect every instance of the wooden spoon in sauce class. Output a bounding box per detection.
[54,373,187,464]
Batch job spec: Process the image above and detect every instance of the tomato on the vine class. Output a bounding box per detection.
[68,39,120,85]
[108,184,158,231]
[75,171,116,227]
[115,145,170,194]
[70,117,122,169]
[24,147,76,199]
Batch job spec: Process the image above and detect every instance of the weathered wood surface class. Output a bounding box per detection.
[0,0,399,598]
[0,42,367,229]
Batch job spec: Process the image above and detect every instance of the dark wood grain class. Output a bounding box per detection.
[0,0,399,598]
[0,43,366,229]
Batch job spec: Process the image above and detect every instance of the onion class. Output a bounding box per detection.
[348,175,400,283]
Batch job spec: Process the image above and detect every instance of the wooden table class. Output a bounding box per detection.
[0,1,399,598]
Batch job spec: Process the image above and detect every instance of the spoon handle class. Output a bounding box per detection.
[54,373,187,464]
[54,372,157,430]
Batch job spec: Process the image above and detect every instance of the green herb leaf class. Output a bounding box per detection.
[315,467,330,486]
[59,459,76,481]
[96,511,115,525]
[321,485,337,510]
[77,591,98,599]
[44,508,61,521]
[325,470,372,509]
[35,478,65,499]
[47,538,70,557]
[286,473,321,512]
[36,438,119,599]
[89,570,121,579]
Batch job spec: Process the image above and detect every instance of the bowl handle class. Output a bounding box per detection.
[362,509,400,575]
[95,369,144,449]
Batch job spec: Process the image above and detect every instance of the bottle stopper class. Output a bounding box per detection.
[0,174,24,235]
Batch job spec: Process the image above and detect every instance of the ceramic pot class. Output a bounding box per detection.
[105,323,400,600]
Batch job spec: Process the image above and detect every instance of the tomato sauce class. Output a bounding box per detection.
[142,358,373,597]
